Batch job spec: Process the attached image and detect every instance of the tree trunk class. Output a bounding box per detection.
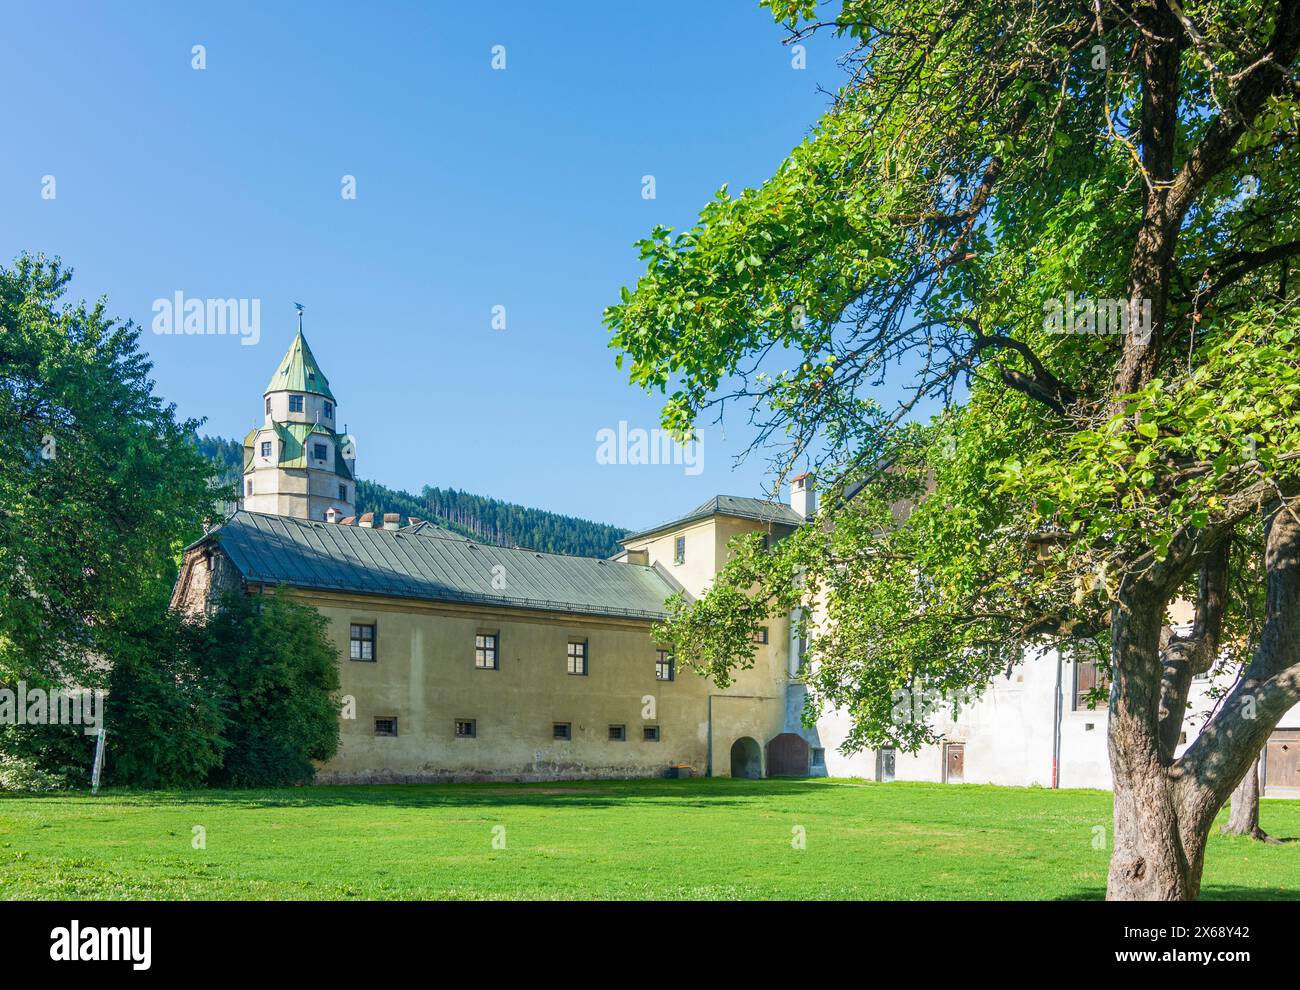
[1106,591,1203,900]
[1221,753,1276,842]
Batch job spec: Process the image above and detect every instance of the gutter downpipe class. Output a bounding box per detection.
[1051,649,1063,788]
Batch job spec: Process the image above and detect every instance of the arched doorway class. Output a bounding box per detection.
[767,733,810,776]
[730,737,762,779]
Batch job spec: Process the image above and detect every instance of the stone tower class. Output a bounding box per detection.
[242,325,356,520]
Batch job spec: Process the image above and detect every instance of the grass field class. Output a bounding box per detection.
[1,777,1297,900]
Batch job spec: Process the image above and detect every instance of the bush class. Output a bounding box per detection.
[104,610,227,789]
[204,589,341,787]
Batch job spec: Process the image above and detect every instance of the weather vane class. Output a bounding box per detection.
[293,301,304,332]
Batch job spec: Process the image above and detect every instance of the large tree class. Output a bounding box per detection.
[606,0,1300,899]
[0,254,220,686]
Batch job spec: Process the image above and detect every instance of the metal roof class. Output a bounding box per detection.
[621,494,805,544]
[204,511,675,621]
[265,330,336,401]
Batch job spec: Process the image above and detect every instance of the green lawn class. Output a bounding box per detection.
[1,777,1296,900]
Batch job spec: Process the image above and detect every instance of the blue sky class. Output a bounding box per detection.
[1,1,847,531]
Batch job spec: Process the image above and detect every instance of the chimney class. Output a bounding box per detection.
[624,547,649,566]
[358,512,374,528]
[408,516,423,527]
[340,516,356,526]
[325,507,340,524]
[791,473,816,520]
[382,512,401,531]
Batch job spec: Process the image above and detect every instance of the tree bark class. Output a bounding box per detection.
[1106,587,1202,899]
[1221,753,1275,841]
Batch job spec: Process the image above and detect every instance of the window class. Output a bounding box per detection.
[475,633,499,670]
[811,747,826,767]
[1073,658,1111,711]
[374,718,397,737]
[455,719,476,738]
[608,724,626,741]
[260,441,272,458]
[289,395,304,412]
[246,479,253,495]
[643,725,660,742]
[324,401,333,418]
[674,535,686,565]
[753,627,769,645]
[339,484,348,501]
[349,623,376,661]
[655,649,674,681]
[313,442,328,461]
[265,397,271,415]
[553,722,571,740]
[566,641,587,675]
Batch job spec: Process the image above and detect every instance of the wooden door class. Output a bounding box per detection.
[1265,729,1300,792]
[944,742,965,783]
[766,733,810,777]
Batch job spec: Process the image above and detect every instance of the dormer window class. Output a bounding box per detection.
[260,441,272,458]
[324,401,333,418]
[289,395,304,413]
[313,442,328,461]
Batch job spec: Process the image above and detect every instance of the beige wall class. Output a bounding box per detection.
[272,577,789,783]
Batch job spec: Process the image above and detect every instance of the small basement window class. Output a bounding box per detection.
[643,725,660,742]
[609,724,626,741]
[553,722,571,740]
[811,748,825,767]
[455,719,476,738]
[374,718,397,737]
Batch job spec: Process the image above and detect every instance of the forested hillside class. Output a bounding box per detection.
[194,435,628,557]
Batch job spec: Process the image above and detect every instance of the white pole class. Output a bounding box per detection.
[90,727,106,794]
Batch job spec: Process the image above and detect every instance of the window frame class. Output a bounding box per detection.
[1073,658,1111,712]
[608,724,626,742]
[374,717,397,737]
[475,632,499,670]
[324,401,333,418]
[655,649,674,682]
[673,535,686,565]
[566,640,588,676]
[260,440,272,458]
[752,627,769,645]
[288,394,304,413]
[454,718,477,739]
[643,725,660,742]
[349,623,376,662]
[313,442,328,462]
[553,722,571,740]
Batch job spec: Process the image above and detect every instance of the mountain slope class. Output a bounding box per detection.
[195,435,628,557]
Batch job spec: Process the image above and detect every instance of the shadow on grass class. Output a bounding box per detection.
[1052,885,1300,902]
[1,776,838,812]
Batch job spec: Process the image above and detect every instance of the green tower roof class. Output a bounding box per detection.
[265,330,336,401]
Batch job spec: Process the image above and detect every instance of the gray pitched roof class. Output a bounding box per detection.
[622,494,805,543]
[203,511,675,620]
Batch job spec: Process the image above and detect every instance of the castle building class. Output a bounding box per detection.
[241,327,356,521]
[173,331,1300,793]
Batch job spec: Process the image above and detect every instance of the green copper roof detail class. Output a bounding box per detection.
[265,330,336,401]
